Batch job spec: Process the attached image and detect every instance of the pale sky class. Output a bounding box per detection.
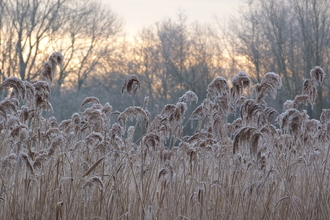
[105,0,243,36]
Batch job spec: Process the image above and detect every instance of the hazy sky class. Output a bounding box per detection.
[106,0,243,36]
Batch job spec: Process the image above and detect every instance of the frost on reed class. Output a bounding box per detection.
[122,74,140,105]
[231,71,250,102]
[41,52,64,84]
[254,72,282,104]
[1,56,330,220]
[178,90,198,104]
[0,77,26,103]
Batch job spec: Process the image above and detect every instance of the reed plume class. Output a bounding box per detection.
[263,107,278,124]
[233,127,262,157]
[32,153,49,169]
[310,66,326,85]
[83,176,104,191]
[276,108,307,137]
[81,109,105,132]
[143,133,160,150]
[231,71,250,101]
[47,136,65,156]
[59,119,73,134]
[10,124,29,143]
[101,102,112,117]
[48,116,59,128]
[122,74,140,104]
[0,98,19,114]
[187,130,213,145]
[32,81,51,103]
[178,90,198,104]
[240,99,263,126]
[0,77,26,100]
[293,95,310,109]
[71,113,81,135]
[86,132,104,146]
[79,96,100,111]
[254,72,282,104]
[320,109,330,124]
[18,105,34,124]
[207,76,229,98]
[1,52,330,220]
[118,106,149,131]
[41,52,64,83]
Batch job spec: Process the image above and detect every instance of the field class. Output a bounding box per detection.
[0,53,330,219]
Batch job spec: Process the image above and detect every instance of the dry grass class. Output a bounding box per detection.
[0,53,330,220]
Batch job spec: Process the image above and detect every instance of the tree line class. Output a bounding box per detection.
[1,0,330,120]
[225,0,330,117]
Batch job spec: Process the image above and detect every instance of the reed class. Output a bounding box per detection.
[0,53,329,219]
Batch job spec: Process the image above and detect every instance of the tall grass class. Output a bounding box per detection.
[0,53,330,219]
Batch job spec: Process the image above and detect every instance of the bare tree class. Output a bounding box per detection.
[49,0,123,92]
[131,27,163,101]
[1,0,65,81]
[0,0,122,94]
[187,22,225,99]
[156,15,189,100]
[131,14,226,105]
[225,0,330,116]
[291,0,330,116]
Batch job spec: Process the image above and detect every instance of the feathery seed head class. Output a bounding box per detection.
[101,102,112,117]
[293,95,310,109]
[49,52,64,67]
[254,72,282,103]
[0,98,19,119]
[143,133,160,150]
[110,123,123,139]
[10,124,29,143]
[48,116,59,128]
[231,71,250,101]
[0,77,26,99]
[276,108,306,136]
[83,176,104,191]
[283,100,294,111]
[302,79,317,108]
[233,127,262,156]
[36,99,53,113]
[59,119,73,133]
[178,90,198,104]
[80,96,100,111]
[143,96,149,110]
[41,61,53,83]
[207,76,229,98]
[118,106,148,131]
[127,126,135,141]
[23,81,36,108]
[122,74,140,103]
[48,136,65,156]
[310,66,326,85]
[71,113,81,134]
[41,52,64,83]
[71,113,81,125]
[86,132,104,146]
[33,153,49,169]
[161,104,177,117]
[320,109,330,124]
[19,105,33,123]
[263,107,278,124]
[32,81,51,101]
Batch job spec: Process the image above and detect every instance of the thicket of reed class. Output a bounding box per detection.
[1,52,330,220]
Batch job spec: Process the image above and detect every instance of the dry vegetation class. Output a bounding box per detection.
[1,53,330,220]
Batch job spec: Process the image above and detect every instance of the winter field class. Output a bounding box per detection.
[0,52,330,219]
